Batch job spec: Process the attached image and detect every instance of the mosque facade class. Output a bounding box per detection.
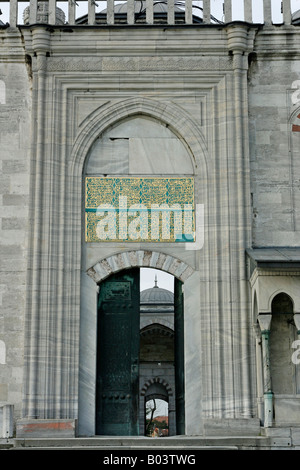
[1,0,300,449]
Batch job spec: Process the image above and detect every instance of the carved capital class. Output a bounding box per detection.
[258,314,272,333]
[227,24,255,63]
[32,27,51,56]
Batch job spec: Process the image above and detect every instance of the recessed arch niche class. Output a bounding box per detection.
[85,115,195,176]
[270,292,297,395]
[78,97,205,437]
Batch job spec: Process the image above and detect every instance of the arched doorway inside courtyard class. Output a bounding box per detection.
[144,383,170,437]
[95,267,184,436]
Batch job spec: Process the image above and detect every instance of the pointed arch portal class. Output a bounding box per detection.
[76,96,200,437]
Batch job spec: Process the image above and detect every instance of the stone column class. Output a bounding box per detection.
[244,0,252,23]
[202,0,211,24]
[282,0,292,25]
[258,314,273,428]
[224,0,232,23]
[29,0,38,24]
[9,0,18,27]
[253,323,264,423]
[226,25,256,418]
[263,0,272,25]
[88,0,96,25]
[23,28,50,420]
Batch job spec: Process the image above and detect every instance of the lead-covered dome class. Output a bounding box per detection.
[140,278,174,330]
[141,285,174,303]
[99,1,184,14]
[75,1,203,25]
[292,10,300,24]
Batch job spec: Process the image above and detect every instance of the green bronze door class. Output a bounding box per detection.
[174,277,185,435]
[96,268,140,435]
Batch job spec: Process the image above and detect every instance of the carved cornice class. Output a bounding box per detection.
[249,267,300,287]
[101,56,233,72]
[45,57,102,72]
[43,55,233,73]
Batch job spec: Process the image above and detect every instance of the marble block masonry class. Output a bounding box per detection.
[1,0,300,449]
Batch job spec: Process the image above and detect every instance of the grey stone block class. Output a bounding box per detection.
[0,405,13,438]
[16,419,77,438]
[203,418,261,437]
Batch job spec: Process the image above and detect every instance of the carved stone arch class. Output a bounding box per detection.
[140,318,174,331]
[141,377,173,397]
[87,249,194,284]
[269,289,295,313]
[70,96,208,178]
[140,324,174,337]
[140,377,175,435]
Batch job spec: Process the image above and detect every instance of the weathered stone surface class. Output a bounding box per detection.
[1,1,300,447]
[16,420,76,438]
[0,30,30,422]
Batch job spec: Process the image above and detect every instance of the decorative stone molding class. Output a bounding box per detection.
[140,378,173,397]
[44,56,233,73]
[140,318,174,331]
[101,56,233,72]
[258,314,272,332]
[71,96,208,177]
[250,268,300,287]
[46,57,103,72]
[87,250,194,283]
[140,325,174,338]
[227,24,255,56]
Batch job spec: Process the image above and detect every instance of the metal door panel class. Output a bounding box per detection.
[174,277,185,435]
[96,269,140,435]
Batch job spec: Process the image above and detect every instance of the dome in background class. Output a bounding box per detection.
[75,1,203,25]
[100,1,184,14]
[292,9,300,24]
[140,278,174,304]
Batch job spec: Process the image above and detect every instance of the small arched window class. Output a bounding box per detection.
[271,292,294,315]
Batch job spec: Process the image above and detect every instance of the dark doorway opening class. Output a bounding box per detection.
[95,268,185,436]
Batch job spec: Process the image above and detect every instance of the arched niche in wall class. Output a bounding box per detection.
[270,292,297,395]
[85,115,195,176]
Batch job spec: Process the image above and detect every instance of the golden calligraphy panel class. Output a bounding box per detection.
[85,177,195,243]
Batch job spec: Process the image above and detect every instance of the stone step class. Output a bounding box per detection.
[10,435,269,450]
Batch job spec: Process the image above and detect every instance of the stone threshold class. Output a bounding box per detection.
[2,435,274,450]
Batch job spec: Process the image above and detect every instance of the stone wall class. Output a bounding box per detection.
[249,28,300,246]
[0,28,31,422]
[1,14,300,439]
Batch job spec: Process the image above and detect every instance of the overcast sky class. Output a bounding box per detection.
[140,268,174,292]
[2,1,300,24]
